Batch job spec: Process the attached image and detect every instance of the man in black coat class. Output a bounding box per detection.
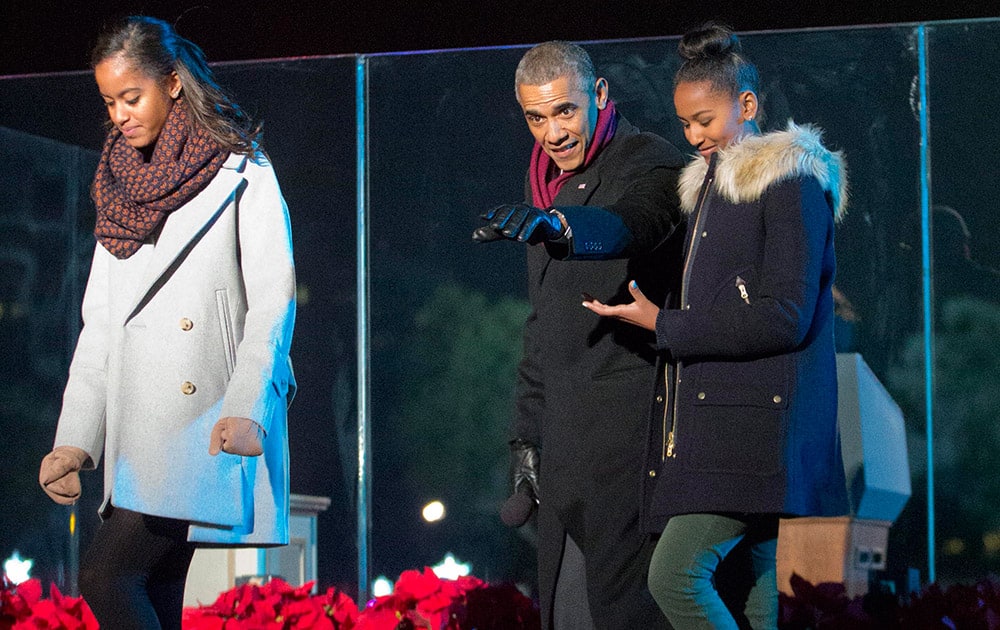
[474,41,684,630]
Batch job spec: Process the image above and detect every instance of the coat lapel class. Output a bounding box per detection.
[124,154,247,320]
[554,170,601,206]
[552,115,637,207]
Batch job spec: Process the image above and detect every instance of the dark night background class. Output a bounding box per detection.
[4,0,1000,611]
[2,0,997,76]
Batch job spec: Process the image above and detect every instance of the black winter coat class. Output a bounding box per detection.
[514,114,684,629]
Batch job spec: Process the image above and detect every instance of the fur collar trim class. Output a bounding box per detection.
[677,121,848,221]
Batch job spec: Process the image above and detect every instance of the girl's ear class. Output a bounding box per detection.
[739,90,758,122]
[167,71,182,99]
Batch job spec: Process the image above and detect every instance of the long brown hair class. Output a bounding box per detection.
[91,16,261,154]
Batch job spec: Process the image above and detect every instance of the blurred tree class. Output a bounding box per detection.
[397,282,533,583]
[887,296,1000,584]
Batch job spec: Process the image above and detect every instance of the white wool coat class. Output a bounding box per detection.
[54,151,295,545]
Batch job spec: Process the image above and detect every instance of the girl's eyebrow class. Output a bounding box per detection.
[100,86,142,100]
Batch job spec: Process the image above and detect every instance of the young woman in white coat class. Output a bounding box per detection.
[37,16,296,629]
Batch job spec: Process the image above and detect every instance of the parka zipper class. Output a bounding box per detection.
[665,153,718,459]
[736,276,750,304]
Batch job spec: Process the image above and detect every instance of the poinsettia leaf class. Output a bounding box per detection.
[353,606,403,630]
[15,580,41,607]
[394,568,441,602]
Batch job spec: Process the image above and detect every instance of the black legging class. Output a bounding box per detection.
[78,506,195,630]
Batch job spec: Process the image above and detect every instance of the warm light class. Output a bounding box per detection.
[942,537,966,555]
[296,285,310,306]
[422,500,446,523]
[983,531,1000,555]
[432,553,470,580]
[372,576,393,597]
[4,551,33,585]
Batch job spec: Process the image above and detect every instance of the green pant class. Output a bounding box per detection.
[648,513,779,630]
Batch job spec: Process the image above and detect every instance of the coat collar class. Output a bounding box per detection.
[552,115,638,206]
[124,152,248,320]
[677,121,848,221]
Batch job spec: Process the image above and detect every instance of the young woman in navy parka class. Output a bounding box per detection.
[583,23,849,629]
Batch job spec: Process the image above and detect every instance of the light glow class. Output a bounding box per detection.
[372,575,393,597]
[431,553,470,581]
[422,500,446,523]
[4,551,33,585]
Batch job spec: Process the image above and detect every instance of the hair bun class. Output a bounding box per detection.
[677,22,741,61]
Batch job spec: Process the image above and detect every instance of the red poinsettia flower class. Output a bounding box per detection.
[2,578,36,626]
[394,569,442,602]
[464,583,540,630]
[387,568,465,630]
[2,579,99,630]
[314,587,359,629]
[453,576,484,594]
[7,584,96,630]
[180,607,226,630]
[353,606,407,630]
[11,580,42,608]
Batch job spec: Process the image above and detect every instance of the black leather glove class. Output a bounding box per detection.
[500,438,540,527]
[473,203,566,244]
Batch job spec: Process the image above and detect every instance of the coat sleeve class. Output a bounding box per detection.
[54,243,110,466]
[511,246,546,446]
[656,176,833,359]
[550,134,685,260]
[218,158,296,431]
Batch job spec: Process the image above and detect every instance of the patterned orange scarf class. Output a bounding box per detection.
[92,99,227,259]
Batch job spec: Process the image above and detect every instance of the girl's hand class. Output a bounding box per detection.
[209,417,265,457]
[582,280,659,331]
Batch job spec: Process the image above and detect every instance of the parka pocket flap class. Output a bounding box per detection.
[690,380,788,409]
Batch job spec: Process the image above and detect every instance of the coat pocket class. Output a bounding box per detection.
[216,289,237,378]
[703,267,757,311]
[681,377,787,476]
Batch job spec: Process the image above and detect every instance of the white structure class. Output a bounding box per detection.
[184,494,331,606]
[777,353,912,597]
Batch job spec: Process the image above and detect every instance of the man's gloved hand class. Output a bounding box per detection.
[39,446,90,505]
[473,203,566,244]
[209,417,264,457]
[500,438,540,527]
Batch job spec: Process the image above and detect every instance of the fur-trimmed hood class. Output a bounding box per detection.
[677,121,848,221]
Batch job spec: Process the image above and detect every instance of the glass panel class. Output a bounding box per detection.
[1,71,120,592]
[214,58,360,591]
[0,126,98,590]
[364,47,537,587]
[923,19,1000,584]
[0,55,358,593]
[12,19,1000,604]
[365,25,924,591]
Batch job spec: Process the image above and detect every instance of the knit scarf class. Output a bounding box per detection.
[529,100,618,208]
[92,99,228,259]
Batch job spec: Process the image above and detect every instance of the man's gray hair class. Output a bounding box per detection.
[514,41,596,99]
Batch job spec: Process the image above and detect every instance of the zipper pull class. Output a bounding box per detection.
[735,276,750,304]
[665,431,676,458]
